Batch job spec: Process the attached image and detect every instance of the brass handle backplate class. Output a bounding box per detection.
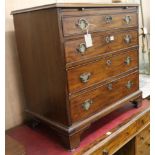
[80,72,91,83]
[82,99,93,111]
[124,34,132,44]
[126,81,133,89]
[124,56,132,65]
[77,43,87,54]
[123,15,132,24]
[76,18,89,30]
[105,16,113,23]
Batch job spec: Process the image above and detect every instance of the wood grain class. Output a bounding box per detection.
[67,49,138,93]
[82,109,150,155]
[114,139,135,155]
[135,125,150,155]
[70,71,139,122]
[136,112,150,134]
[13,9,70,126]
[65,29,138,64]
[95,121,138,155]
[62,12,138,36]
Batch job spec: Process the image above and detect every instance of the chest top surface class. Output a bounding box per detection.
[11,3,139,15]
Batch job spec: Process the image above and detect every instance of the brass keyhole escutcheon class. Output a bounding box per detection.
[106,60,112,66]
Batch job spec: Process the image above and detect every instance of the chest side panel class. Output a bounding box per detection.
[13,8,70,125]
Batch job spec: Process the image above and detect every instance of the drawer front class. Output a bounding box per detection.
[65,29,138,64]
[137,111,150,130]
[62,12,138,36]
[93,121,138,155]
[67,49,138,93]
[135,125,150,155]
[70,71,139,122]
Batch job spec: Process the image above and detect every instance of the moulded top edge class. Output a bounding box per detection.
[11,3,139,15]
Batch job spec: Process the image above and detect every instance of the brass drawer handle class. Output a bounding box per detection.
[124,56,132,65]
[102,149,109,155]
[107,83,113,90]
[76,18,89,30]
[105,35,115,43]
[124,34,132,44]
[126,81,133,89]
[82,99,93,111]
[77,43,87,54]
[105,15,113,23]
[123,15,132,24]
[106,60,112,66]
[80,72,91,83]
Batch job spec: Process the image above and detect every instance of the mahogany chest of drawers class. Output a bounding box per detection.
[12,3,142,149]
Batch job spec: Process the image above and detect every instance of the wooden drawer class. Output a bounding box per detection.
[70,71,139,122]
[137,111,150,131]
[89,110,150,155]
[65,29,138,64]
[135,125,150,155]
[91,118,138,155]
[62,12,138,36]
[67,49,138,93]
